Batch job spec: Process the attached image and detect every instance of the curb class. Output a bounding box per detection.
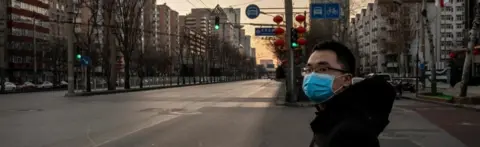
[401,95,480,112]
[65,79,253,97]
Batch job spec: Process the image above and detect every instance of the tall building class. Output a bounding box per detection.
[1,0,51,82]
[350,0,466,79]
[184,8,211,36]
[155,3,179,56]
[223,7,243,49]
[143,0,155,52]
[351,0,421,76]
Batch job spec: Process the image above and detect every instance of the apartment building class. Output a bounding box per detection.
[185,8,212,36]
[351,0,422,77]
[155,3,179,56]
[1,0,51,82]
[223,7,243,49]
[351,0,466,79]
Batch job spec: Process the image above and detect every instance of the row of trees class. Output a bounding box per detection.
[71,0,253,92]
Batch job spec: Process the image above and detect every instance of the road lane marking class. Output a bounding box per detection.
[91,115,180,147]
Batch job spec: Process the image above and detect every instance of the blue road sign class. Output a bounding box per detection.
[245,4,260,19]
[80,56,91,66]
[419,63,425,70]
[255,28,275,36]
[310,3,341,19]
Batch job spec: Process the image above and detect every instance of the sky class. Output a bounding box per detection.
[155,0,370,64]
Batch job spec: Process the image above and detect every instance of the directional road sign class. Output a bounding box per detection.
[245,4,260,19]
[255,28,275,36]
[80,56,91,66]
[310,3,341,19]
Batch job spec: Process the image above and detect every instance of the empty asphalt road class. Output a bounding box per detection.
[0,80,470,147]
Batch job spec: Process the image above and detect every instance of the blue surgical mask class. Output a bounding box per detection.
[302,73,340,103]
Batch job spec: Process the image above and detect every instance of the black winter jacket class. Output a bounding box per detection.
[310,76,396,147]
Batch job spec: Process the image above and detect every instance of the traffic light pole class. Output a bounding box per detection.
[66,0,74,95]
[285,0,297,102]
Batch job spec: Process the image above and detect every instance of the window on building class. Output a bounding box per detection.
[441,32,453,38]
[457,0,463,2]
[456,32,463,37]
[456,6,464,11]
[441,15,453,21]
[441,24,453,29]
[456,23,463,29]
[444,6,453,12]
[457,15,464,21]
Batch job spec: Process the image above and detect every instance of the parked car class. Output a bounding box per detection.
[1,82,17,91]
[36,81,54,89]
[18,82,36,90]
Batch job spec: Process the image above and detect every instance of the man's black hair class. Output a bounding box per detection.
[312,40,356,74]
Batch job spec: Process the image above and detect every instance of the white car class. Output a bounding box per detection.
[1,82,17,91]
[37,81,54,89]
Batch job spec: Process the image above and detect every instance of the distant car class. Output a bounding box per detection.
[1,82,17,91]
[37,81,54,89]
[352,77,365,84]
[19,82,36,90]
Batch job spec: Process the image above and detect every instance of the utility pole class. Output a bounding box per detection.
[285,0,296,102]
[0,0,7,93]
[33,17,37,83]
[66,0,75,95]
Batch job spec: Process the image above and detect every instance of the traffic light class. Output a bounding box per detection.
[291,28,298,48]
[214,16,220,30]
[76,54,82,59]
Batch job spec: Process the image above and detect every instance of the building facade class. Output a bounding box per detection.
[2,0,51,83]
[351,0,466,79]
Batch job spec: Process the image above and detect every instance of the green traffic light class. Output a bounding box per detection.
[76,54,81,59]
[215,25,219,30]
[292,42,298,48]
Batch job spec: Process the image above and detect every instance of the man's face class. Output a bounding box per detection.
[306,50,352,91]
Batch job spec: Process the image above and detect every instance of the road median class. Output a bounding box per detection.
[65,79,254,97]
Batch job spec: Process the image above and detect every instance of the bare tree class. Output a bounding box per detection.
[377,2,418,77]
[43,39,67,83]
[74,0,104,92]
[111,0,146,89]
[459,3,480,97]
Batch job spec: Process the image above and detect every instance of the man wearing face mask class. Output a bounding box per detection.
[304,41,396,147]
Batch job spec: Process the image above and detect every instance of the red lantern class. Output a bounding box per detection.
[295,15,306,22]
[297,38,307,45]
[296,26,306,34]
[474,49,480,55]
[274,27,284,35]
[274,39,285,46]
[273,15,283,24]
[449,52,456,58]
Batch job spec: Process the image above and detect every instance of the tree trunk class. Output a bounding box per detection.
[423,16,437,94]
[460,2,480,97]
[124,54,131,89]
[86,66,92,92]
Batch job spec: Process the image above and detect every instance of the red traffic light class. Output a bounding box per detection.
[273,15,283,24]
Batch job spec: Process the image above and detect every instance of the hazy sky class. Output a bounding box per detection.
[155,0,370,63]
